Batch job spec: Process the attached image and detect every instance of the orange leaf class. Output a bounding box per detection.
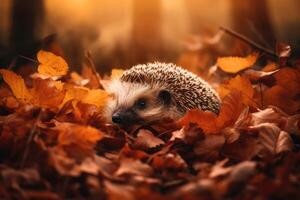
[82,89,108,108]
[274,67,300,96]
[217,53,258,73]
[56,122,103,150]
[178,91,245,134]
[218,75,254,106]
[61,86,89,107]
[37,50,68,76]
[0,69,32,103]
[31,78,66,108]
[263,85,300,114]
[111,69,124,80]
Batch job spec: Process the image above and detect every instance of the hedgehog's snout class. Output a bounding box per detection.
[111,109,140,126]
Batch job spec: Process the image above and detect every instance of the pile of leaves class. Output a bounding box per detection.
[1,40,300,200]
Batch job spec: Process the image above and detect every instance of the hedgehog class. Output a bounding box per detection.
[104,62,221,127]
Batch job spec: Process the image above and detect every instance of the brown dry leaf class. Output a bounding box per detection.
[263,85,300,114]
[104,181,135,200]
[249,123,293,156]
[133,129,165,151]
[37,50,68,76]
[274,67,300,96]
[209,159,231,178]
[223,133,260,161]
[243,69,279,82]
[48,147,100,176]
[217,53,258,73]
[151,153,188,171]
[250,107,287,126]
[115,158,153,177]
[218,75,254,106]
[31,78,66,108]
[170,125,204,145]
[0,69,32,103]
[225,161,256,192]
[55,122,103,152]
[194,134,225,161]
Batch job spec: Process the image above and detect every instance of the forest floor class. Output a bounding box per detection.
[0,31,300,200]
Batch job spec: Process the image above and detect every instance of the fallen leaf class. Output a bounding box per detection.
[178,91,245,134]
[115,158,153,177]
[151,153,188,171]
[111,69,125,79]
[82,89,108,108]
[218,75,254,106]
[31,78,66,108]
[249,123,293,156]
[133,129,165,151]
[217,53,258,73]
[194,134,225,161]
[263,85,300,114]
[0,69,32,103]
[37,50,68,76]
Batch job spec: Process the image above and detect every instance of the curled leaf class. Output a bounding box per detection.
[217,53,258,73]
[37,50,68,76]
[0,69,32,103]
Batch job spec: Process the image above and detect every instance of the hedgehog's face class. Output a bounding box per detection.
[104,80,179,127]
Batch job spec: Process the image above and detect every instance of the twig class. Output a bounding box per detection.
[259,81,264,108]
[219,26,277,58]
[84,51,104,89]
[18,55,39,64]
[20,108,42,168]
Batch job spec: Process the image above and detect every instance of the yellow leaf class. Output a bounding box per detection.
[217,53,259,73]
[37,50,68,76]
[0,69,32,103]
[82,89,108,108]
[60,86,89,107]
[30,78,65,108]
[111,69,124,80]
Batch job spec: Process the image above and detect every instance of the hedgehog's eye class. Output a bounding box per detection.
[136,98,147,109]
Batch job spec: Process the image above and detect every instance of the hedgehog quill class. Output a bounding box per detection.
[104,62,221,127]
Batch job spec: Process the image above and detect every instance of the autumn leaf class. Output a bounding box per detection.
[60,86,89,107]
[249,123,293,157]
[218,75,254,106]
[217,53,258,73]
[114,158,153,177]
[111,69,125,79]
[274,67,300,96]
[37,50,68,76]
[263,85,300,114]
[0,69,33,103]
[133,129,165,151]
[31,78,66,108]
[82,89,108,108]
[55,122,104,156]
[178,91,245,134]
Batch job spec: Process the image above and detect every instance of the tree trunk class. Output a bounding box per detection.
[230,0,276,49]
[130,0,163,64]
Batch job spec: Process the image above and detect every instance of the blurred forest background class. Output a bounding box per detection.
[0,0,300,74]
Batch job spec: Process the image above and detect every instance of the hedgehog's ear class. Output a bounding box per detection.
[158,90,171,105]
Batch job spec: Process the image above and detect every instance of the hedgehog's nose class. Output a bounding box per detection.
[112,113,122,124]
